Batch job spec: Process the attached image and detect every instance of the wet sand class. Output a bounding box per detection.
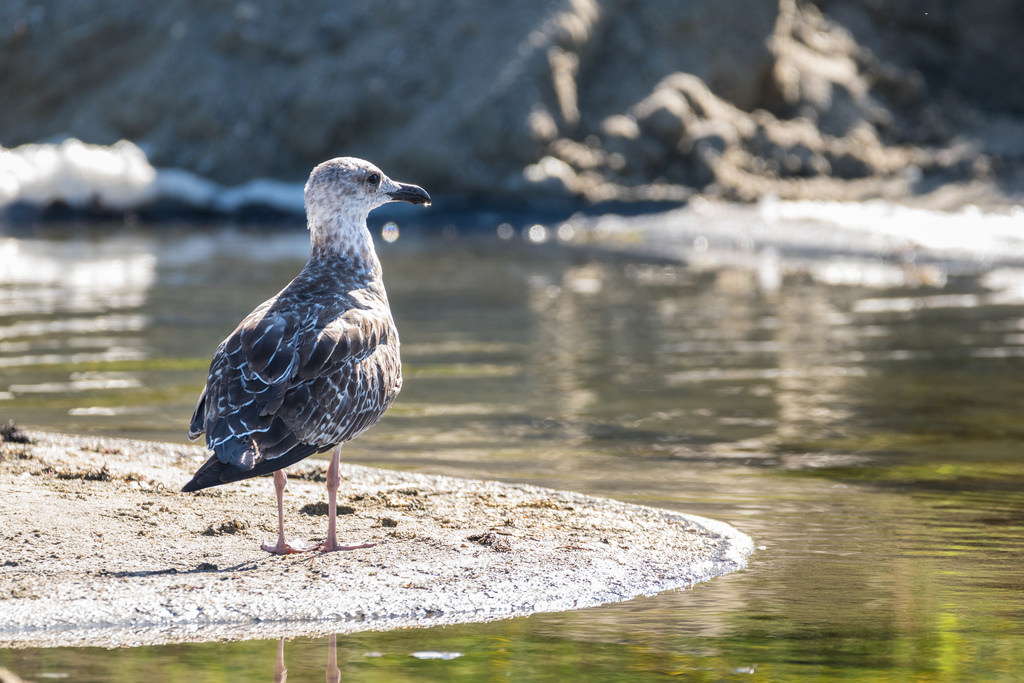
[0,431,753,649]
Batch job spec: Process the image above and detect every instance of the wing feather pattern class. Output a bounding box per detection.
[182,271,402,492]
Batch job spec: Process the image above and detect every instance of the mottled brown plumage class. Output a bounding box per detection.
[183,157,429,553]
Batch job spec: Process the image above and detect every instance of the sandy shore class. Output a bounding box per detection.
[0,430,753,649]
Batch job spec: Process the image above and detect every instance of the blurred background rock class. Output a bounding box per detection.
[2,0,1022,205]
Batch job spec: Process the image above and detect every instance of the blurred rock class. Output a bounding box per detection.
[0,0,1021,205]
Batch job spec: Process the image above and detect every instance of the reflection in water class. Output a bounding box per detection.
[269,635,346,683]
[0,235,155,311]
[269,633,459,681]
[1,223,1023,679]
[0,236,153,374]
[326,634,340,683]
[274,637,287,683]
[0,233,155,410]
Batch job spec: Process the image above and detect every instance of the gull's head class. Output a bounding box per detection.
[304,157,430,261]
[305,157,430,225]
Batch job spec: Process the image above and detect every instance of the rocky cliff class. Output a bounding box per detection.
[2,0,1022,204]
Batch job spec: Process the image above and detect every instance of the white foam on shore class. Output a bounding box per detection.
[0,139,157,210]
[759,197,1024,260]
[0,138,304,214]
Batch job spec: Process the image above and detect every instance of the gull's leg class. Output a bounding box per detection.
[262,469,312,554]
[317,446,375,552]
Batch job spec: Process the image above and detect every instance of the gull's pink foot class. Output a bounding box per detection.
[314,539,377,553]
[261,539,316,554]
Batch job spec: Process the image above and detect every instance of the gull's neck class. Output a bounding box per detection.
[307,211,382,280]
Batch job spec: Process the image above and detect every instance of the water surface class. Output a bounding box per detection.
[1,219,1022,680]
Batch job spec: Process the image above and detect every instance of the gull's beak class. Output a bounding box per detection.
[388,182,431,206]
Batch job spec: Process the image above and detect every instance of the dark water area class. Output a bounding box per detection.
[1,219,1023,681]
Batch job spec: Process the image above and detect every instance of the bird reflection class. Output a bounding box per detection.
[274,637,287,682]
[326,634,341,683]
[274,634,341,682]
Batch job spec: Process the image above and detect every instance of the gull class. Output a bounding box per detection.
[182,157,430,553]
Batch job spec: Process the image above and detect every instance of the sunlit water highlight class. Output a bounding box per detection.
[1,217,1023,681]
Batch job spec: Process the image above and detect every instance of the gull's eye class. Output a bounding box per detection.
[366,172,381,187]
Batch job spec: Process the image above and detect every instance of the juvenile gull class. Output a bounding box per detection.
[182,157,430,553]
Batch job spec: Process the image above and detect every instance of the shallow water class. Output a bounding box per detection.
[1,218,1023,681]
